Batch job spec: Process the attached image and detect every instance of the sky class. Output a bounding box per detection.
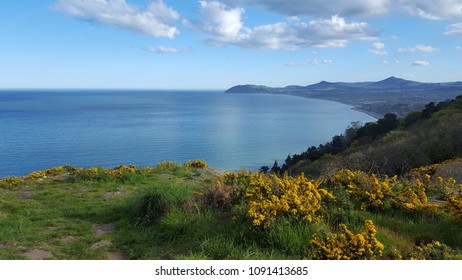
[1,0,462,89]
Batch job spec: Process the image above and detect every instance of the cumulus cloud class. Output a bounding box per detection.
[411,60,430,66]
[54,0,180,38]
[147,46,182,54]
[184,1,244,42]
[186,2,377,50]
[397,0,462,20]
[444,23,462,36]
[398,44,439,53]
[222,0,462,20]
[369,42,388,55]
[309,58,333,65]
[222,0,390,18]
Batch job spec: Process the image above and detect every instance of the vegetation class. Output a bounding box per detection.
[2,96,462,260]
[264,96,462,177]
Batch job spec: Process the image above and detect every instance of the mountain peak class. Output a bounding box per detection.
[371,76,421,87]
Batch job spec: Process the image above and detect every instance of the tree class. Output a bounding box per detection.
[259,165,270,174]
[270,160,281,174]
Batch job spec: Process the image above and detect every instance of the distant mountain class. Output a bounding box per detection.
[225,77,462,118]
[368,76,423,88]
[224,84,274,93]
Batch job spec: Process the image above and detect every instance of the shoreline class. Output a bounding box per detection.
[261,92,383,120]
[349,106,382,120]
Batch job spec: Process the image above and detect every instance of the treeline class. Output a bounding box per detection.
[261,96,462,176]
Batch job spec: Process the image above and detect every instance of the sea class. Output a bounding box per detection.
[0,90,376,178]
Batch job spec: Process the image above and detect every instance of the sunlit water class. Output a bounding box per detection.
[0,90,375,177]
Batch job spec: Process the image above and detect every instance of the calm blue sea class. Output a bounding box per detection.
[0,90,375,177]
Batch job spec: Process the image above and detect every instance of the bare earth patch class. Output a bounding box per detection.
[23,249,54,260]
[102,188,125,199]
[17,190,33,199]
[107,252,130,260]
[92,223,114,237]
[61,236,76,244]
[90,240,111,249]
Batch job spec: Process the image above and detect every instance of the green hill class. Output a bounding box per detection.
[276,96,462,177]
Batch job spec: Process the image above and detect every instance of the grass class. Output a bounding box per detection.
[1,161,462,260]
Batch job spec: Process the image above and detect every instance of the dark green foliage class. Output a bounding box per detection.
[132,189,169,227]
[280,96,462,177]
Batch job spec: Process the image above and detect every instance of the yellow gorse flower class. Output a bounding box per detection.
[245,172,333,227]
[310,220,384,260]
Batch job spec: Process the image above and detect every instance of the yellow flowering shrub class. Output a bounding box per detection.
[328,169,393,211]
[184,160,208,169]
[411,164,441,177]
[0,176,25,188]
[245,172,334,227]
[222,170,251,186]
[391,179,439,212]
[26,171,47,180]
[309,220,384,260]
[444,195,462,223]
[410,241,462,260]
[104,164,139,178]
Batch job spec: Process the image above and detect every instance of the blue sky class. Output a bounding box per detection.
[1,0,462,89]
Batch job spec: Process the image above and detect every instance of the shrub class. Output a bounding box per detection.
[327,169,394,211]
[409,241,462,260]
[184,160,208,169]
[309,220,384,260]
[201,181,239,211]
[245,172,334,227]
[132,188,169,227]
[0,176,25,188]
[444,195,462,223]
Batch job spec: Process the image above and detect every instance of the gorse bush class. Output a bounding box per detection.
[245,173,334,227]
[184,160,208,169]
[327,169,394,211]
[0,165,76,188]
[409,241,462,260]
[309,220,384,260]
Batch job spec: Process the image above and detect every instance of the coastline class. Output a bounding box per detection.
[244,91,383,120]
[349,106,382,120]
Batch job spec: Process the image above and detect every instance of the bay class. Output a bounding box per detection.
[0,90,375,177]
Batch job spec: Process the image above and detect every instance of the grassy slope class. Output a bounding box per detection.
[290,97,462,177]
[0,165,295,260]
[1,161,462,260]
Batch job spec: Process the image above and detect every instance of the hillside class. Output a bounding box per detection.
[226,77,462,117]
[283,96,462,177]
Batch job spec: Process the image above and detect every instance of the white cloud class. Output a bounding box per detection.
[184,1,244,42]
[382,60,389,64]
[457,46,462,51]
[411,60,430,66]
[285,61,303,67]
[309,59,333,65]
[186,2,377,50]
[222,0,462,20]
[444,23,462,36]
[369,42,388,55]
[224,0,390,18]
[147,46,181,54]
[397,0,462,20]
[398,44,439,53]
[54,0,180,38]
